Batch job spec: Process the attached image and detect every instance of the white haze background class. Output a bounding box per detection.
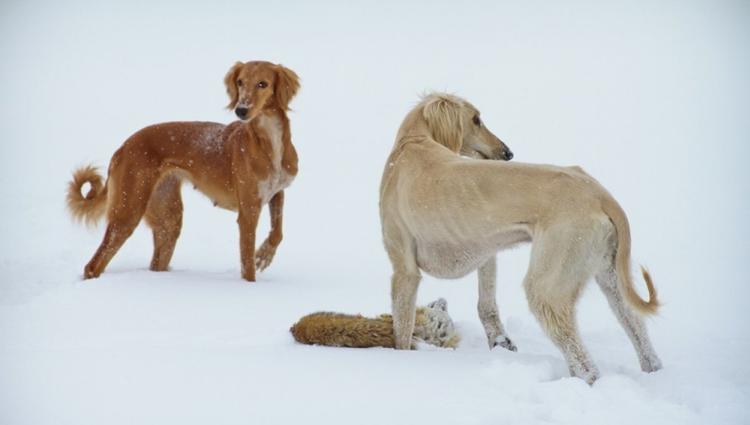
[1,1,748,424]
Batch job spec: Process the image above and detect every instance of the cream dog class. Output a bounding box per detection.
[379,93,661,383]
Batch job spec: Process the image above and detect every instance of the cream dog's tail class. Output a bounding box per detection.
[66,165,108,226]
[602,198,659,315]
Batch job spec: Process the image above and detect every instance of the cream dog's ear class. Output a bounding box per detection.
[274,64,300,111]
[422,95,464,153]
[224,61,243,110]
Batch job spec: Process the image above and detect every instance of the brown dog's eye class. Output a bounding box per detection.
[472,115,481,126]
[257,81,268,89]
[237,79,243,87]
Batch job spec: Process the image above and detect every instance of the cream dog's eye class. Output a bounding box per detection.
[237,79,243,87]
[257,81,268,89]
[473,115,481,126]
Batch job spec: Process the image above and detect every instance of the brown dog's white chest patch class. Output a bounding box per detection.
[256,114,294,204]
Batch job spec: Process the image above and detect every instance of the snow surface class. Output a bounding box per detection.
[1,1,749,424]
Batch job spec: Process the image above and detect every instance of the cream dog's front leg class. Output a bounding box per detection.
[391,270,421,349]
[478,256,517,351]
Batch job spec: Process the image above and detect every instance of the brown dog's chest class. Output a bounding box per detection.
[254,114,296,204]
[259,168,295,205]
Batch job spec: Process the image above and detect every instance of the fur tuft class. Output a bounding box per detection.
[637,266,660,314]
[66,165,108,226]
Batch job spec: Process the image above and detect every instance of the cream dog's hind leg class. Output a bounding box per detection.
[596,269,662,372]
[478,257,517,351]
[523,226,601,384]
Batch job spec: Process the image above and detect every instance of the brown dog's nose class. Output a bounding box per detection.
[503,150,513,161]
[235,107,249,120]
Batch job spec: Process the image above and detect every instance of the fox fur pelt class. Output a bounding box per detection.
[290,298,459,349]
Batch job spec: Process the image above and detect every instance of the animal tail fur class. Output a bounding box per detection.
[290,312,396,348]
[602,199,659,315]
[67,165,108,226]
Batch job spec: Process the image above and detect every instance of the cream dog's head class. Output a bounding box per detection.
[421,93,512,161]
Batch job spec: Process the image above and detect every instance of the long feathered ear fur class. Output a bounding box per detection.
[224,61,243,110]
[274,64,300,111]
[421,94,464,153]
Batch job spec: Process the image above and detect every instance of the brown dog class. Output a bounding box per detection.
[67,61,300,281]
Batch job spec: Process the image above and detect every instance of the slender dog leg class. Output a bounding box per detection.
[145,175,183,271]
[478,257,516,351]
[391,270,421,349]
[85,219,141,278]
[525,279,599,383]
[238,201,261,282]
[84,170,158,279]
[596,269,662,372]
[383,222,421,350]
[255,190,284,271]
[523,230,600,384]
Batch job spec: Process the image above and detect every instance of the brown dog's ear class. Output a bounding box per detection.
[274,64,300,111]
[224,61,243,110]
[422,95,464,153]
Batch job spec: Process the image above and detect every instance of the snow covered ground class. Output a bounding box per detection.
[1,1,748,424]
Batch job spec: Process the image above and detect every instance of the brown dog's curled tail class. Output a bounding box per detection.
[290,312,396,348]
[67,165,108,226]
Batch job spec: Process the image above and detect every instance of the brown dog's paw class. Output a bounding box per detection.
[241,269,256,282]
[255,240,278,272]
[83,265,100,280]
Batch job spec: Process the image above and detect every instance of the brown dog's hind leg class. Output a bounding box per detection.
[84,215,144,279]
[83,167,159,279]
[144,175,183,272]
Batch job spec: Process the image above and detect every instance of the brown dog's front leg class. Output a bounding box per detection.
[255,191,284,272]
[238,203,261,282]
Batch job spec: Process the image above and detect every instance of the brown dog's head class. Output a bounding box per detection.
[224,61,300,121]
[421,93,512,161]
